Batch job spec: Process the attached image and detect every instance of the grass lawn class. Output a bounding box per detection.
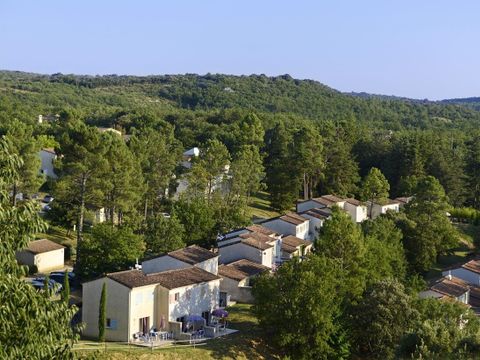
[74,304,280,360]
[425,223,478,281]
[248,191,279,220]
[36,225,76,264]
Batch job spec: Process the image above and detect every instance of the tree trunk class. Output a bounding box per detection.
[303,172,309,200]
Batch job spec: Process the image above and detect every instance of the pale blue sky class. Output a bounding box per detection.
[1,1,479,100]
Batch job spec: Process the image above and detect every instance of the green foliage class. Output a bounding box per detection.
[361,167,390,217]
[252,256,348,359]
[399,176,459,272]
[98,283,106,342]
[317,206,366,299]
[77,224,145,280]
[351,279,417,359]
[62,269,70,304]
[145,214,185,255]
[0,137,78,359]
[399,298,480,359]
[173,197,216,246]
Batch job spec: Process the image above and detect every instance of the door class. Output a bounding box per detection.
[139,317,150,334]
[201,311,210,325]
[219,291,227,308]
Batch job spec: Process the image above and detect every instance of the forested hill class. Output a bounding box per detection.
[440,97,480,111]
[1,70,480,131]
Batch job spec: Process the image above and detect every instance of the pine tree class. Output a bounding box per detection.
[98,283,107,342]
[361,167,390,218]
[62,269,70,304]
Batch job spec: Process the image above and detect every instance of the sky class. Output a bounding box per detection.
[1,0,479,100]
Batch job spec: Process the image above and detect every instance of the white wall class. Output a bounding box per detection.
[38,150,57,179]
[167,280,221,322]
[262,219,297,238]
[220,277,254,303]
[142,256,189,274]
[219,242,272,268]
[16,248,64,273]
[443,268,480,286]
[344,203,368,223]
[301,214,324,240]
[196,257,219,275]
[128,284,157,337]
[371,203,400,219]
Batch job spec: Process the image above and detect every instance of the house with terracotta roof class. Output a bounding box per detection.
[420,275,470,305]
[281,235,313,260]
[218,225,282,267]
[142,245,218,275]
[261,212,310,240]
[368,199,401,219]
[218,259,270,304]
[442,260,480,286]
[16,239,65,272]
[343,198,368,223]
[298,207,331,239]
[82,267,222,342]
[38,148,58,179]
[393,196,412,208]
[296,194,345,213]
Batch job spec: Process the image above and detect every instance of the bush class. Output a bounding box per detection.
[28,264,38,275]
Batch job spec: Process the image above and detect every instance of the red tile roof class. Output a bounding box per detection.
[25,239,64,254]
[462,260,480,274]
[246,224,277,236]
[281,235,312,253]
[431,276,470,298]
[240,238,274,250]
[218,259,269,281]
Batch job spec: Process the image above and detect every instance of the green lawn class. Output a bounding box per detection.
[248,192,279,220]
[36,225,76,264]
[74,304,280,360]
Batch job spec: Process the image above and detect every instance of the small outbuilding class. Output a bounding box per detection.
[16,239,65,273]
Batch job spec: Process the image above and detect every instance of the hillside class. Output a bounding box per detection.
[1,70,480,131]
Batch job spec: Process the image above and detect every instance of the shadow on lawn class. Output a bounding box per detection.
[204,306,280,360]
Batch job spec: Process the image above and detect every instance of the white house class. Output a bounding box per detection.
[393,197,412,208]
[296,194,345,213]
[82,267,221,342]
[218,259,270,304]
[16,239,65,273]
[442,260,480,286]
[368,199,400,219]
[142,245,218,275]
[38,148,58,179]
[181,147,200,169]
[297,207,331,240]
[218,236,274,268]
[261,213,310,240]
[343,198,368,223]
[419,275,470,305]
[281,235,313,260]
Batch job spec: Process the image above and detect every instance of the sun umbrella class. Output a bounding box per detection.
[212,309,229,318]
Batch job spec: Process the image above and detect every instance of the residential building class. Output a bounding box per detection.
[261,213,310,240]
[442,260,480,286]
[82,267,221,342]
[181,147,200,169]
[281,235,313,260]
[394,196,413,208]
[299,207,331,239]
[368,199,400,219]
[38,148,58,179]
[218,259,270,304]
[218,235,275,268]
[296,194,345,213]
[142,245,218,275]
[420,275,470,305]
[343,198,368,223]
[16,239,65,272]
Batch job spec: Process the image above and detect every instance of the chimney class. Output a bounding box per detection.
[447,270,452,280]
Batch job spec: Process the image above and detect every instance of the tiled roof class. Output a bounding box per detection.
[345,198,364,206]
[462,260,480,274]
[240,232,275,244]
[108,267,221,289]
[279,213,307,225]
[240,238,274,250]
[246,224,277,236]
[25,239,64,254]
[321,194,345,203]
[394,197,411,204]
[300,207,332,219]
[431,276,469,298]
[218,259,269,281]
[148,245,217,265]
[281,235,312,253]
[41,148,56,155]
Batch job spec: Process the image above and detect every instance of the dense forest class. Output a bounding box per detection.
[3,71,480,358]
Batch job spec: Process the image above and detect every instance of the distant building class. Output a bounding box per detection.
[38,148,58,179]
[16,239,65,273]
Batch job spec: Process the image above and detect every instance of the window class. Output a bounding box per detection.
[174,292,180,302]
[106,318,117,330]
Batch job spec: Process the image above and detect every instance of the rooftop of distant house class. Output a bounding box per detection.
[145,245,217,265]
[107,267,221,289]
[23,239,64,254]
[218,259,269,281]
[430,276,470,298]
[281,235,312,254]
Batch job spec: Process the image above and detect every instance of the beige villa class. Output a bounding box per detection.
[82,267,221,342]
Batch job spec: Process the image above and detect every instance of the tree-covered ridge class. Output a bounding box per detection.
[2,71,480,131]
